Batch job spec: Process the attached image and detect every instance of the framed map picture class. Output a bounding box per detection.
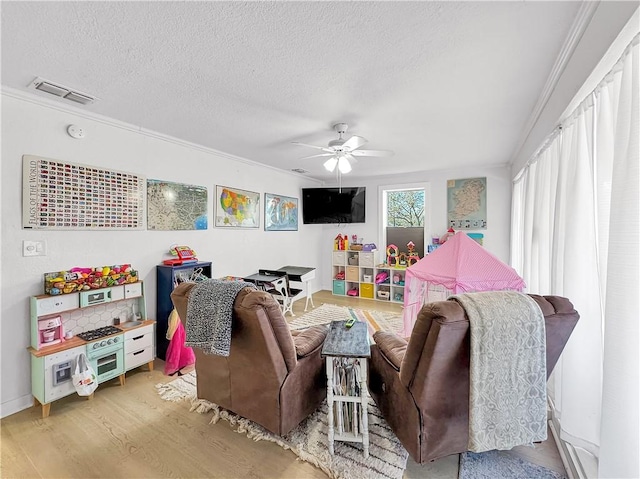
[215,185,260,228]
[147,179,208,230]
[447,177,487,229]
[264,193,298,231]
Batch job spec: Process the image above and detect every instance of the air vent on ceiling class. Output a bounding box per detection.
[291,168,308,174]
[29,77,96,105]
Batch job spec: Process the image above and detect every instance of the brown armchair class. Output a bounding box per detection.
[368,294,579,464]
[171,283,328,436]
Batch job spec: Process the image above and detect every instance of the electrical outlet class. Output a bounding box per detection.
[23,240,47,256]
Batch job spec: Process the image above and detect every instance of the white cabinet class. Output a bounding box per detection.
[35,294,79,316]
[331,249,406,303]
[124,323,155,371]
[124,282,143,298]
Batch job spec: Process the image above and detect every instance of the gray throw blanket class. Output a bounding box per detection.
[185,279,256,356]
[451,291,547,453]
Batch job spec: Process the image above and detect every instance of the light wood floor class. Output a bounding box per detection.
[1,291,566,479]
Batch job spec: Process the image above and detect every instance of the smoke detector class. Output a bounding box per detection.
[28,77,96,105]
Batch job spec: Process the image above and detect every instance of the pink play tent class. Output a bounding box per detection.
[401,232,525,335]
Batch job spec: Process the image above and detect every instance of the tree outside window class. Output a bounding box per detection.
[387,190,424,227]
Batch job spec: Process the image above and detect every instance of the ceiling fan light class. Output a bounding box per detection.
[324,157,338,172]
[338,157,352,174]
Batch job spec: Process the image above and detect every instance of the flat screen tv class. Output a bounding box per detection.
[302,187,366,224]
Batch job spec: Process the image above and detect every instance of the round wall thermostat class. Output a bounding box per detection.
[67,124,85,139]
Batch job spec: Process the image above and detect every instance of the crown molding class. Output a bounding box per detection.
[2,86,317,181]
[509,1,599,166]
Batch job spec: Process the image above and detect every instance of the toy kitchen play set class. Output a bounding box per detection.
[28,265,156,418]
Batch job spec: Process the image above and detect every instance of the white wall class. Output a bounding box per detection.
[0,91,326,417]
[315,164,512,291]
[0,92,513,418]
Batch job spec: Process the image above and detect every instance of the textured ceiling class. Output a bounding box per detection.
[1,1,582,180]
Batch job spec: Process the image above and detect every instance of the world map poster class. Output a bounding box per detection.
[447,177,487,229]
[147,179,208,230]
[265,193,298,231]
[215,185,260,228]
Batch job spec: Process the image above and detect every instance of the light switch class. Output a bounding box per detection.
[23,240,47,257]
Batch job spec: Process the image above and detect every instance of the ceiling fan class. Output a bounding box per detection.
[292,123,394,174]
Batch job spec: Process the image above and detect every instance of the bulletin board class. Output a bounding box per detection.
[22,155,145,230]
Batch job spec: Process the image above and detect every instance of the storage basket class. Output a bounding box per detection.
[377,291,390,300]
[350,244,363,251]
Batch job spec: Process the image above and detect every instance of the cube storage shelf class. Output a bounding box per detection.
[332,250,406,303]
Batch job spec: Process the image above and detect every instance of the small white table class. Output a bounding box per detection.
[321,321,370,458]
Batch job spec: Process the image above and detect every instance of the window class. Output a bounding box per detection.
[380,184,428,259]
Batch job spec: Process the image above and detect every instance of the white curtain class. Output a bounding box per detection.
[511,35,639,478]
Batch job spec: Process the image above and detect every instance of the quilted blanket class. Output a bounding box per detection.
[452,291,547,452]
[185,279,255,356]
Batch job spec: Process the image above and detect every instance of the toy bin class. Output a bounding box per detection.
[377,290,390,301]
[346,266,360,282]
[333,280,346,295]
[360,283,374,299]
[363,274,372,283]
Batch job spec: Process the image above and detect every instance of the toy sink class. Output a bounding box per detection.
[119,321,144,329]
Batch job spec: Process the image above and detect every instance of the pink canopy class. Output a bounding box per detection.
[401,232,525,335]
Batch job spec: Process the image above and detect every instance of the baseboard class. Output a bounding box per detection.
[1,394,34,419]
[548,397,595,479]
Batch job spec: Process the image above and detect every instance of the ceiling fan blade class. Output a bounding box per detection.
[291,141,335,153]
[299,153,335,160]
[341,135,367,151]
[350,149,395,157]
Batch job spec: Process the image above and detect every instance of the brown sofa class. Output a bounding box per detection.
[368,294,580,464]
[171,283,328,436]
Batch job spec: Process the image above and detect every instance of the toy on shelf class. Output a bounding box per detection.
[386,244,399,267]
[335,271,345,280]
[375,271,389,284]
[439,227,456,244]
[362,243,377,252]
[334,234,349,251]
[350,235,363,250]
[164,245,198,266]
[347,288,359,297]
[44,264,138,295]
[407,241,420,266]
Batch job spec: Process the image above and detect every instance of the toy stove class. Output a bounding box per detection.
[79,326,125,384]
[77,325,122,343]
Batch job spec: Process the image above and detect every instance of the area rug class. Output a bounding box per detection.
[288,303,404,337]
[156,371,408,479]
[459,450,567,479]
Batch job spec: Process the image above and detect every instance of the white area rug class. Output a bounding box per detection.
[288,303,404,337]
[156,371,408,479]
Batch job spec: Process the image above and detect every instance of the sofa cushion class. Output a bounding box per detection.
[373,331,408,371]
[292,325,328,358]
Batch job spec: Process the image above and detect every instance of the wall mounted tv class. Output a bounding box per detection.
[302,187,366,224]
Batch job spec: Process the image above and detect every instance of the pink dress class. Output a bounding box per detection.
[164,320,195,376]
